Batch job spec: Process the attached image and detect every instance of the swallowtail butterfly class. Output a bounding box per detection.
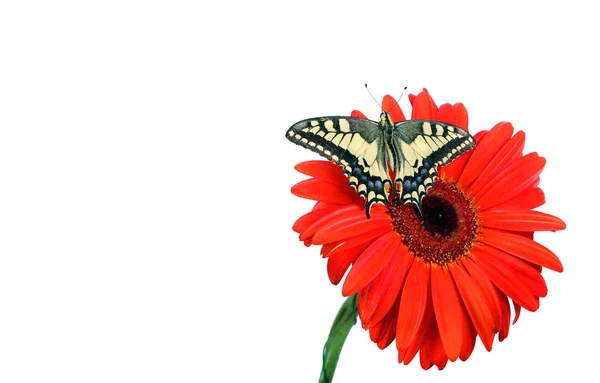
[286,112,475,218]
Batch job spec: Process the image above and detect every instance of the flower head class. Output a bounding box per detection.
[291,89,565,370]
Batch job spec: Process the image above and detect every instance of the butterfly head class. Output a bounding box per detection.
[379,112,394,136]
[379,112,393,125]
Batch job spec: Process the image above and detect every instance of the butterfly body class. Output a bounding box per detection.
[286,112,475,218]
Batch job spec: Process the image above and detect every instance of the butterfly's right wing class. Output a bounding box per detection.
[286,116,390,217]
[389,120,475,210]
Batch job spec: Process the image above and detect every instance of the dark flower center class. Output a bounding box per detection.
[422,196,458,237]
[387,179,478,266]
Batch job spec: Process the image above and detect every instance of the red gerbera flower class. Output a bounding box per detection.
[291,89,565,370]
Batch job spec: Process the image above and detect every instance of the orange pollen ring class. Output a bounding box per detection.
[387,179,479,266]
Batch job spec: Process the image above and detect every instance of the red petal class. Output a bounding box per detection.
[382,95,406,122]
[360,243,414,326]
[294,160,347,184]
[292,204,338,234]
[367,316,383,339]
[435,103,456,125]
[492,187,545,210]
[399,292,435,365]
[430,327,449,370]
[368,305,398,349]
[322,225,391,259]
[312,213,391,245]
[291,178,357,205]
[453,103,469,130]
[342,232,399,296]
[327,239,373,285]
[479,228,563,272]
[459,318,477,361]
[301,204,389,243]
[419,355,434,370]
[408,93,416,105]
[474,153,546,211]
[431,265,467,361]
[322,243,339,259]
[449,262,495,351]
[411,89,437,120]
[299,204,363,241]
[458,122,514,190]
[439,130,487,183]
[473,247,539,311]
[420,325,448,370]
[479,210,566,232]
[395,258,431,350]
[461,257,503,331]
[438,151,471,183]
[513,301,522,324]
[496,289,511,341]
[351,110,368,119]
[468,130,525,197]
[366,251,414,328]
[479,245,548,298]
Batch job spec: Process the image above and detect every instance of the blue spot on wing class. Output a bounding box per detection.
[403,179,417,193]
[373,179,383,194]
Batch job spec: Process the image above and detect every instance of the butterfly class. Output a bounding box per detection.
[286,112,475,218]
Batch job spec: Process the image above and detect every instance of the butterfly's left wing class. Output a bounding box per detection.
[389,120,475,210]
[286,116,391,217]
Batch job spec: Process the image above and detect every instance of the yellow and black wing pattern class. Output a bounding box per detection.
[286,112,474,218]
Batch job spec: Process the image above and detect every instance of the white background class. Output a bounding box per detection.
[0,1,597,382]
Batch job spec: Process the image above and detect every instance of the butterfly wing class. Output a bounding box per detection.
[389,120,475,210]
[286,116,391,217]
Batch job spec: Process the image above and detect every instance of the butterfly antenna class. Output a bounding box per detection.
[364,83,382,110]
[393,86,408,111]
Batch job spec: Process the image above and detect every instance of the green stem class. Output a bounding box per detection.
[318,294,358,383]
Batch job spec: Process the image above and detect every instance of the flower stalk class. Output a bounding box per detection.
[319,294,358,383]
